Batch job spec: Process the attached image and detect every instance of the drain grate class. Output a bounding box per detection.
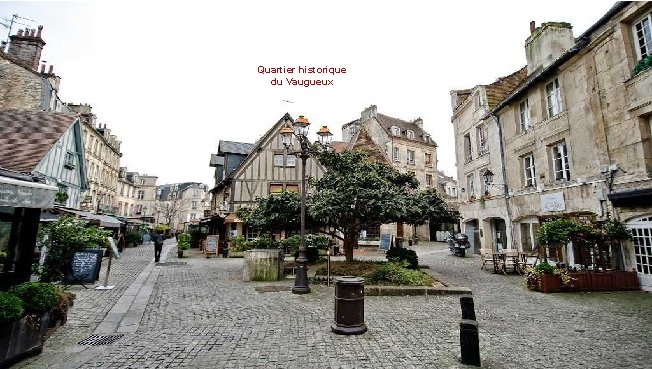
[78,334,124,346]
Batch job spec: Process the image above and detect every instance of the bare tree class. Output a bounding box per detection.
[155,193,189,228]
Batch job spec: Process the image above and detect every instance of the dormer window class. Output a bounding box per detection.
[64,152,75,169]
[406,130,415,139]
[391,126,401,136]
[349,125,357,135]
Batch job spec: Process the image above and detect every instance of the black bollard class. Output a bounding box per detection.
[459,297,481,366]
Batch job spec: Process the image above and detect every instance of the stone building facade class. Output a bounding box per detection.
[133,174,158,218]
[116,167,138,217]
[0,27,67,112]
[68,104,122,213]
[155,182,208,231]
[341,105,439,241]
[451,2,652,290]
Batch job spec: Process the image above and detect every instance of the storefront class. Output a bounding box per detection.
[0,175,57,289]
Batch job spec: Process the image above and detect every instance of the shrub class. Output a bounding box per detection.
[229,235,249,252]
[305,234,330,250]
[8,282,58,314]
[534,262,554,274]
[293,247,320,264]
[125,232,142,246]
[281,235,301,253]
[176,233,191,250]
[367,262,433,286]
[0,292,24,324]
[386,247,419,269]
[248,236,280,249]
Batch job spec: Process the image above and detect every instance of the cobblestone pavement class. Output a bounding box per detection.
[14,242,652,368]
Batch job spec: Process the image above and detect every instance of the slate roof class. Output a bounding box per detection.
[209,154,224,167]
[0,109,79,173]
[375,113,437,146]
[217,141,256,155]
[157,182,204,201]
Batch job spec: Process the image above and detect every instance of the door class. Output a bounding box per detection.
[627,216,652,292]
[464,219,480,255]
[492,218,507,252]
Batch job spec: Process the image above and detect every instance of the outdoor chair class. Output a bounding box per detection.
[492,253,506,274]
[480,251,494,270]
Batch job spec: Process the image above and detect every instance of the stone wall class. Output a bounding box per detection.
[0,57,43,110]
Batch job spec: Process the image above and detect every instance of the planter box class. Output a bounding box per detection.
[243,249,284,282]
[567,272,591,292]
[539,273,562,293]
[228,251,245,258]
[590,272,614,291]
[612,271,639,291]
[0,312,51,367]
[358,240,380,247]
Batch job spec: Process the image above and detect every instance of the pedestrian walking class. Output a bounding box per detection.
[153,232,163,262]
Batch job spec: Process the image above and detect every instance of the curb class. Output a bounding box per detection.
[364,285,472,296]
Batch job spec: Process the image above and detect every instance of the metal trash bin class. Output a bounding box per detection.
[331,276,367,335]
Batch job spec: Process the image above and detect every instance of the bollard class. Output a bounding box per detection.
[331,276,367,335]
[459,297,481,366]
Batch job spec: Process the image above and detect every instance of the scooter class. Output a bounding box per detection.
[447,233,471,257]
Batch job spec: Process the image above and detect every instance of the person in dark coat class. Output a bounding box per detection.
[153,233,164,262]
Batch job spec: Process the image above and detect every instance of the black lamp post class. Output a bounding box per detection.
[280,115,333,294]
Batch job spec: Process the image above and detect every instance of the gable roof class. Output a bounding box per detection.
[485,67,528,108]
[157,182,204,201]
[217,141,256,155]
[375,113,437,146]
[0,109,80,173]
[209,154,224,167]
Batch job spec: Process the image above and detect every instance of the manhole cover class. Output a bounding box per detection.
[77,334,124,346]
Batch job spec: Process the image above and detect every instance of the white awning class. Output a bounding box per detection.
[64,209,122,228]
[0,175,58,208]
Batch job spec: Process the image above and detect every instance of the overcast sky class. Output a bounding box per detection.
[1,0,617,187]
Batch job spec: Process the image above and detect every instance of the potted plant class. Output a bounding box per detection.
[176,233,191,258]
[54,192,68,204]
[125,232,142,248]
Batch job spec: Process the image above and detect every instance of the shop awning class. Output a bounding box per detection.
[63,209,122,228]
[608,188,652,207]
[0,175,58,208]
[224,213,242,224]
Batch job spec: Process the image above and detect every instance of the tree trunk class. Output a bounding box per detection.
[343,231,357,262]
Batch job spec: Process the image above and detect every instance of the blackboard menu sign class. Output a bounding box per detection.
[379,234,391,251]
[205,235,218,255]
[63,250,102,284]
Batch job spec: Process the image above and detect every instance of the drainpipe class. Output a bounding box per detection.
[491,113,516,250]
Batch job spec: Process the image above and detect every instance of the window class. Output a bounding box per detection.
[269,183,283,194]
[245,225,260,240]
[349,125,357,135]
[391,126,401,136]
[477,125,488,156]
[385,142,390,154]
[407,149,415,165]
[520,221,540,253]
[137,190,145,200]
[426,174,433,187]
[286,155,296,167]
[190,213,196,220]
[193,190,199,197]
[393,147,400,162]
[286,184,299,192]
[551,142,570,181]
[191,201,197,210]
[474,92,483,110]
[274,154,284,167]
[425,153,432,166]
[633,12,652,60]
[64,151,75,169]
[522,154,536,187]
[406,130,415,139]
[466,174,475,198]
[464,134,472,162]
[519,99,531,131]
[545,78,563,117]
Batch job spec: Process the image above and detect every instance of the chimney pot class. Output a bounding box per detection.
[48,65,54,74]
[40,64,46,73]
[37,25,43,38]
[530,21,536,34]
[17,29,23,36]
[30,29,36,37]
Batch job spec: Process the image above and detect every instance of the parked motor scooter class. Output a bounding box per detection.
[447,233,471,257]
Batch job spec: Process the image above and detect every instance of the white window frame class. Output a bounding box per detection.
[425,153,432,166]
[466,174,475,198]
[406,130,415,139]
[392,147,400,162]
[425,174,433,187]
[551,142,570,181]
[633,12,652,60]
[349,125,357,135]
[385,142,390,154]
[523,154,536,187]
[391,126,401,136]
[464,134,472,162]
[286,155,296,167]
[519,219,540,253]
[474,92,483,110]
[407,149,415,165]
[545,78,563,118]
[477,125,488,156]
[519,99,531,131]
[191,201,197,210]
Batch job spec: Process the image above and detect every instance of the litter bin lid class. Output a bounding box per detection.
[334,276,365,284]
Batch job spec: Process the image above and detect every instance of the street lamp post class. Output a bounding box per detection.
[280,115,333,294]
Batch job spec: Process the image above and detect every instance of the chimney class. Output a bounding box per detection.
[7,25,46,70]
[40,64,46,73]
[360,104,378,120]
[530,21,536,34]
[413,117,423,129]
[48,65,54,74]
[524,21,574,75]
